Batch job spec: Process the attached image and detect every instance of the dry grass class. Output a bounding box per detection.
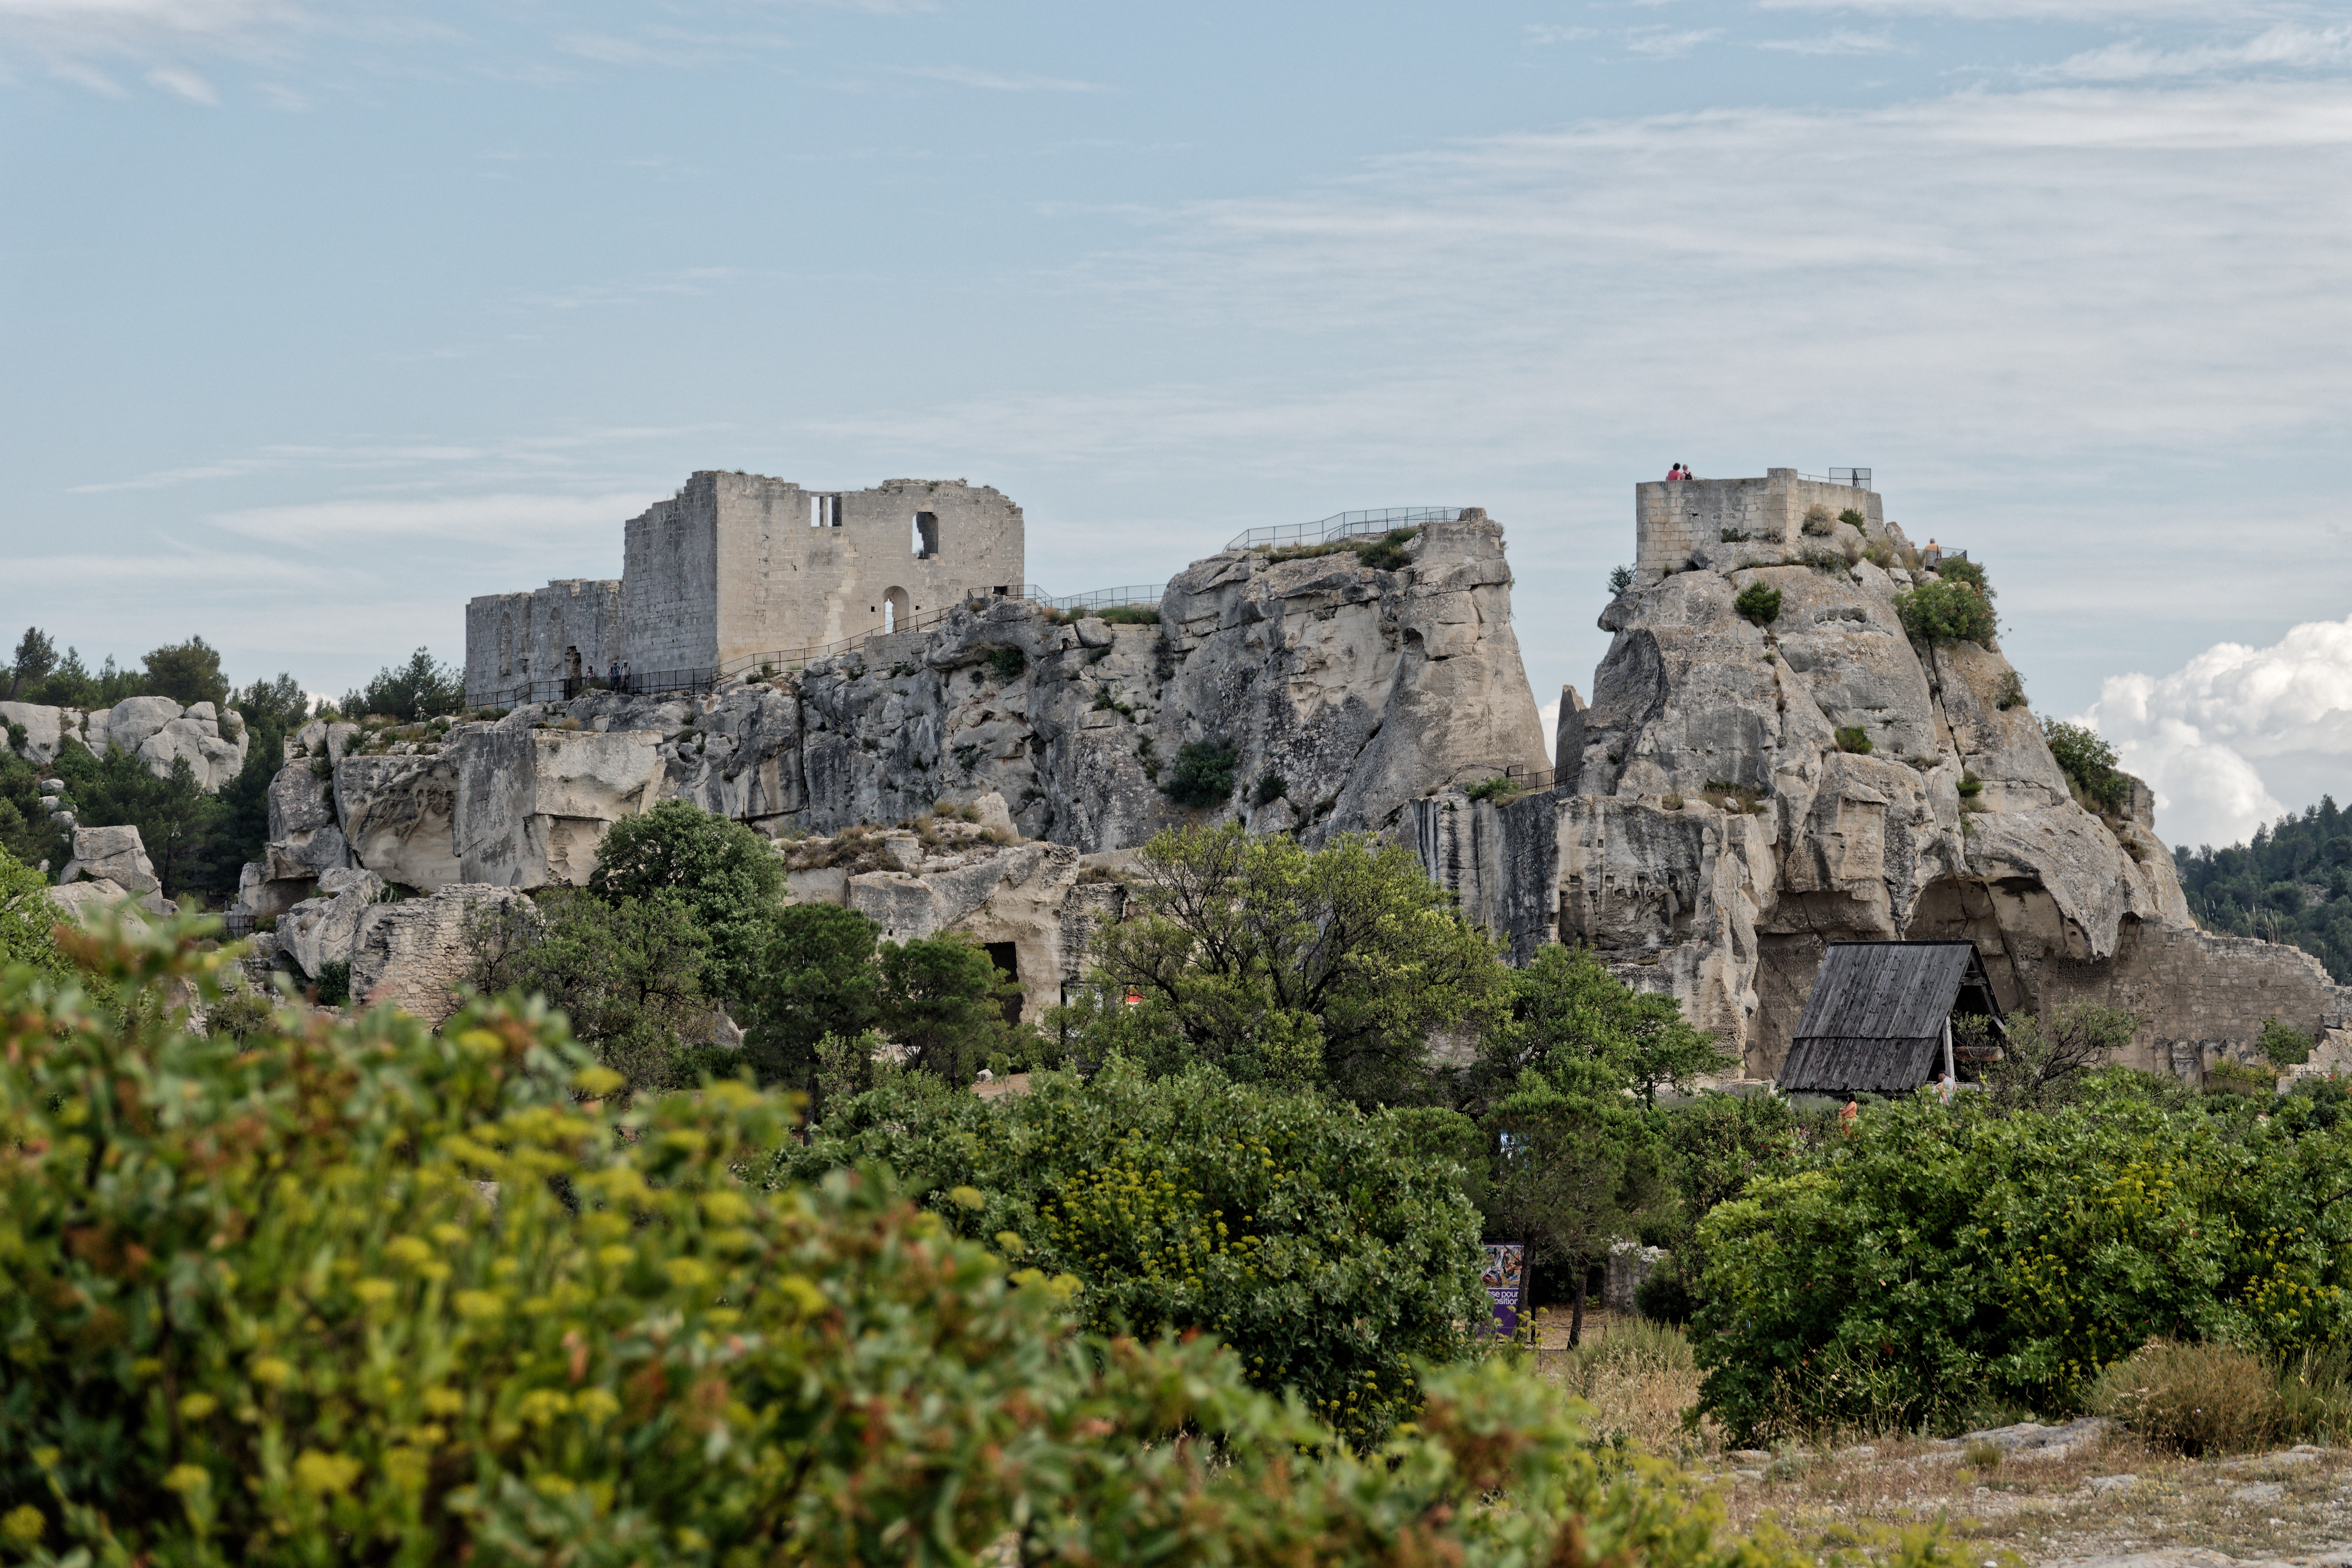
[1511,1311,2352,1565]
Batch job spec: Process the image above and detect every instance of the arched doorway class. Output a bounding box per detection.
[883,586,912,633]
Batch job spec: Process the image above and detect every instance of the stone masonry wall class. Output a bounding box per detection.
[1636,470,1883,584]
[711,474,1025,663]
[463,579,625,708]
[620,476,722,679]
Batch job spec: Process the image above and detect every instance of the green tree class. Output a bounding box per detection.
[1076,824,1507,1105]
[740,902,885,1093]
[0,753,70,875]
[0,915,1854,1568]
[463,888,715,1093]
[24,646,95,709]
[207,672,312,881]
[1485,1069,1669,1345]
[8,627,56,700]
[343,646,464,720]
[778,1060,1491,1446]
[587,799,783,1004]
[880,933,1012,1087]
[51,745,230,899]
[1487,943,1729,1109]
[140,635,230,710]
[1162,739,1239,808]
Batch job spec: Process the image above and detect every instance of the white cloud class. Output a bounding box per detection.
[144,62,215,101]
[2082,614,2352,849]
[1759,0,2281,18]
[211,490,656,549]
[1525,24,1597,45]
[2037,24,2352,82]
[1626,27,1721,56]
[1539,697,1560,761]
[1757,28,1899,54]
[900,64,1113,93]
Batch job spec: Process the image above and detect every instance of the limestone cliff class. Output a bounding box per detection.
[3,695,251,790]
[241,509,1547,911]
[1418,519,2351,1081]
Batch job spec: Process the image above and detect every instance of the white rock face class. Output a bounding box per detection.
[450,725,666,888]
[266,760,352,882]
[48,878,137,923]
[337,751,462,888]
[1418,538,2351,1080]
[351,885,529,1025]
[280,867,386,979]
[62,825,162,897]
[0,702,66,766]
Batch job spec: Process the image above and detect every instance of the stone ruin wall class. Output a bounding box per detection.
[705,474,1025,665]
[1636,469,1885,584]
[463,579,625,708]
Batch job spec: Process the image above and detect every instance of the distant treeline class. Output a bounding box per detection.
[2175,796,2352,983]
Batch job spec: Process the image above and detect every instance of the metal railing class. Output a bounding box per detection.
[482,668,718,710]
[1225,507,1463,554]
[1504,762,1558,793]
[220,913,257,938]
[1797,469,1873,488]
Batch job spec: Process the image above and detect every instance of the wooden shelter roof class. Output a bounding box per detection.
[1775,941,2003,1096]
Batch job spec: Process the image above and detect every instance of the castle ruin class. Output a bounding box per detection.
[1636,468,1882,584]
[465,472,1024,707]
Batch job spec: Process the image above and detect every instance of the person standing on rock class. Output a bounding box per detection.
[1922,539,1943,571]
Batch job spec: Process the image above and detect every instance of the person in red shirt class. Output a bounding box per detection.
[1666,463,1684,481]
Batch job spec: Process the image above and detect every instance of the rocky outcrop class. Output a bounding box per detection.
[450,720,666,888]
[350,885,530,1025]
[782,810,1124,1023]
[61,825,162,898]
[240,513,1547,907]
[3,697,250,789]
[1421,508,2349,1080]
[280,867,386,979]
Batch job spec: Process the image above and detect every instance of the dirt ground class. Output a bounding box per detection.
[1521,1306,2352,1568]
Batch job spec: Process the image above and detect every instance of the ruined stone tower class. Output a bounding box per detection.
[465,472,1025,706]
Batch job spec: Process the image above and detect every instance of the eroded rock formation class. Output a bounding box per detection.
[1,695,250,788]
[1418,507,2351,1082]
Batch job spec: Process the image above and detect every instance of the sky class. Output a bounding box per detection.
[3,0,2349,854]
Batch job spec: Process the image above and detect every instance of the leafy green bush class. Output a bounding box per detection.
[2042,718,2132,813]
[1465,774,1523,804]
[1161,738,1239,808]
[1690,1081,2352,1440]
[1994,670,2027,710]
[775,1061,1488,1446]
[1608,564,1635,595]
[1353,528,1418,571]
[5,919,1854,1568]
[340,646,464,721]
[1096,604,1160,625]
[1733,582,1782,625]
[2089,1340,2278,1455]
[2263,1016,2316,1066]
[1253,769,1287,806]
[1838,508,1866,531]
[985,645,1027,683]
[1833,726,1872,755]
[1893,580,1997,646]
[2205,1057,2277,1097]
[0,842,72,983]
[1935,556,1994,600]
[314,957,351,1006]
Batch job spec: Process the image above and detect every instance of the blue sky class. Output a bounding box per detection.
[4,0,2351,849]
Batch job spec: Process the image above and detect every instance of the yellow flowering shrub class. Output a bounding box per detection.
[0,916,1950,1568]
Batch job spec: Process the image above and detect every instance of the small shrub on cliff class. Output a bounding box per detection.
[1465,773,1523,804]
[1608,564,1635,595]
[1801,503,1834,536]
[1838,507,1866,531]
[1994,669,2027,710]
[1833,726,1872,755]
[1353,527,1419,571]
[1733,582,1782,625]
[1894,579,1998,646]
[2042,718,2132,813]
[1161,738,1238,808]
[1253,768,1287,805]
[1936,555,1995,600]
[985,644,1027,683]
